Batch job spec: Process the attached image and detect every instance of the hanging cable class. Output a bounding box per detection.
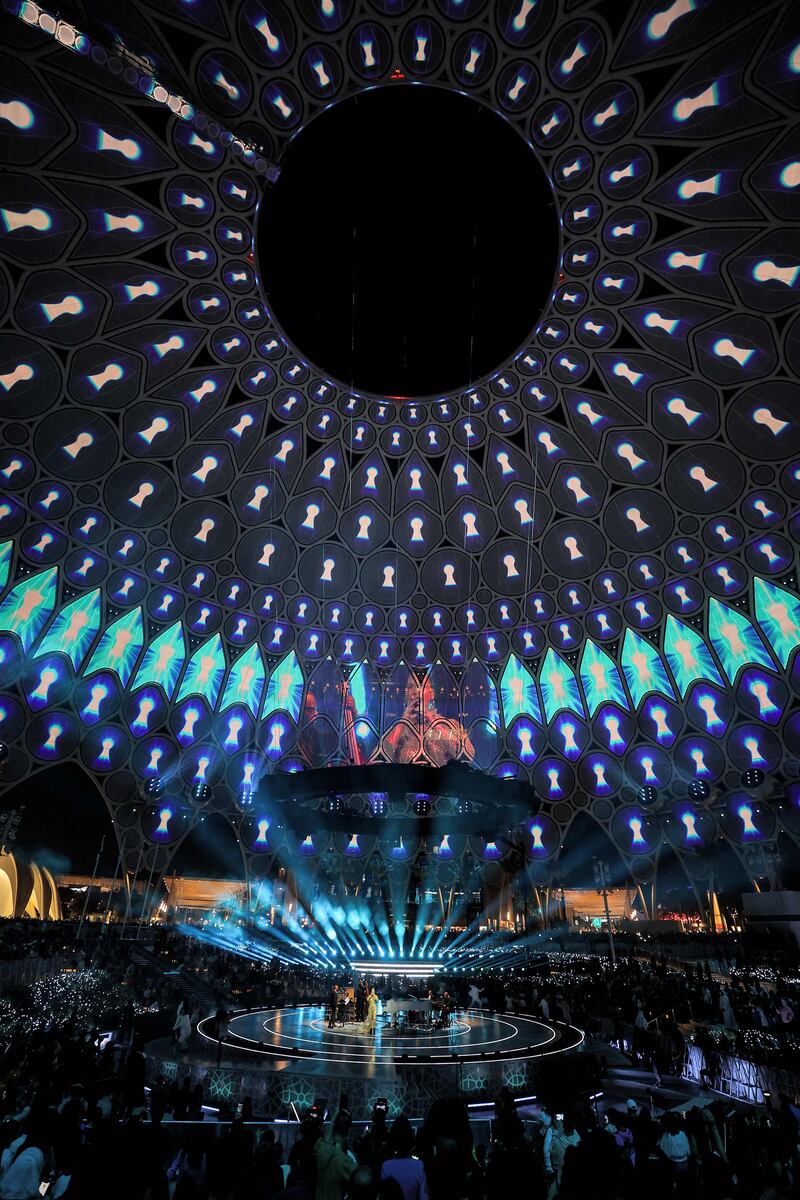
[459,118,481,738]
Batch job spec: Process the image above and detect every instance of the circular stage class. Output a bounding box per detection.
[197,1004,582,1067]
[145,1004,586,1119]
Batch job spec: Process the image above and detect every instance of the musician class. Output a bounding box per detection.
[329,982,340,1029]
[340,991,352,1024]
[356,979,367,1022]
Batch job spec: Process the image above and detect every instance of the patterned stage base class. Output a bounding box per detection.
[147,1004,585,1119]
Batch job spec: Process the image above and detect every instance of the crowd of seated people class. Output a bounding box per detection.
[0,1057,798,1199]
[445,950,800,1075]
[0,919,333,1010]
[2,921,800,1068]
[0,921,800,1196]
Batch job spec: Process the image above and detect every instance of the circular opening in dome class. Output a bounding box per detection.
[259,85,558,398]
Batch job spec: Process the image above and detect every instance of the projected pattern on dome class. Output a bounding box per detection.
[0,0,798,885]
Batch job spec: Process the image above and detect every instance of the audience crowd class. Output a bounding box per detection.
[0,922,798,1198]
[455,950,800,1077]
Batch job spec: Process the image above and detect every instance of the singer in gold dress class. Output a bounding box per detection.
[365,987,378,1035]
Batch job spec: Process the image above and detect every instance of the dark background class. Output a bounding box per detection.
[260,85,558,397]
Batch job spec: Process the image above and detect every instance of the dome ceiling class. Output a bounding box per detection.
[0,0,799,872]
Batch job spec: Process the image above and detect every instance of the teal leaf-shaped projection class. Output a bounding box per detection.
[177,633,226,707]
[707,598,774,683]
[82,607,144,687]
[539,647,584,724]
[621,628,675,708]
[220,641,266,717]
[34,588,101,670]
[131,621,186,698]
[753,577,800,669]
[663,614,723,697]
[579,639,628,715]
[0,542,11,593]
[263,650,304,722]
[500,654,542,726]
[0,567,57,652]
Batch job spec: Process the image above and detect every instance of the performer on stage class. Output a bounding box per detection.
[329,982,340,1029]
[356,978,367,1023]
[365,986,378,1036]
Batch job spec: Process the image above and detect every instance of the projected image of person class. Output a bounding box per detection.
[382,668,420,763]
[342,680,363,766]
[299,660,345,765]
[299,691,341,766]
[422,671,475,765]
[384,676,473,764]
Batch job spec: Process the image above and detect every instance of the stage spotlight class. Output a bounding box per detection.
[144,776,164,798]
[239,788,254,808]
[192,783,210,803]
[0,742,8,765]
[636,785,658,805]
[688,780,711,802]
[742,768,765,790]
[413,796,431,817]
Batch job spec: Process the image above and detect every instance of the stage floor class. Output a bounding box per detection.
[147,1004,586,1116]
[195,1003,584,1074]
